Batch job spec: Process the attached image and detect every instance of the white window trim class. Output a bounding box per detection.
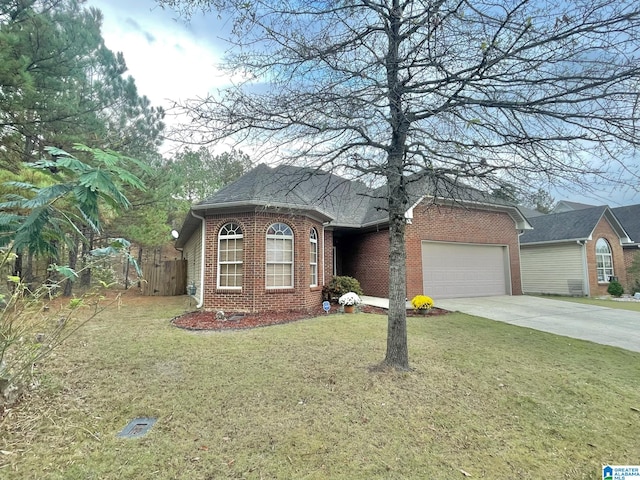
[595,238,614,283]
[266,223,294,289]
[310,228,318,287]
[217,223,243,289]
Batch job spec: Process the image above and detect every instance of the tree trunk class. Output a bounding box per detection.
[384,206,408,369]
[137,246,143,287]
[80,230,93,287]
[124,254,130,289]
[12,250,22,279]
[46,242,60,293]
[24,251,33,285]
[382,0,410,370]
[63,238,79,297]
[23,135,33,163]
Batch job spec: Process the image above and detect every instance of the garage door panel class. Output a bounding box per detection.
[421,242,508,298]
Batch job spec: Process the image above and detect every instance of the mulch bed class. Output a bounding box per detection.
[172,304,449,331]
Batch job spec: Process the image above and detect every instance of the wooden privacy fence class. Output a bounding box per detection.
[141,259,187,296]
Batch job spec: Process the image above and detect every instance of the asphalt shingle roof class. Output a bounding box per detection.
[197,164,372,226]
[520,205,609,244]
[197,164,514,227]
[612,204,640,243]
[518,206,547,219]
[176,163,529,247]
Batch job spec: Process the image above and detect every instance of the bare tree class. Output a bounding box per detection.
[158,0,640,369]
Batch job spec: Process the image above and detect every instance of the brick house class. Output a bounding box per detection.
[175,164,531,312]
[520,206,633,296]
[610,205,640,292]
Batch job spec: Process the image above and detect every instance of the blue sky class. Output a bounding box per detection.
[85,0,639,207]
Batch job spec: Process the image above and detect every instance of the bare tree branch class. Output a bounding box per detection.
[159,0,640,369]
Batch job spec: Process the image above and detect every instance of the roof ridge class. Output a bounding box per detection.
[542,204,608,217]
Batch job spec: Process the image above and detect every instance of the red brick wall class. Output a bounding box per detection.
[343,229,389,297]
[407,204,522,298]
[623,247,640,293]
[344,203,522,298]
[201,212,325,312]
[586,218,626,296]
[197,203,522,309]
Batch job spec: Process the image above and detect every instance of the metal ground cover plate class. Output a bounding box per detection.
[117,417,157,438]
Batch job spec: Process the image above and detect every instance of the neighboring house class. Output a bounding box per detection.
[551,200,597,214]
[174,164,531,312]
[519,206,633,296]
[517,206,547,219]
[610,205,640,290]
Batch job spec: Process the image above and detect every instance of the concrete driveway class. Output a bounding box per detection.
[435,295,640,353]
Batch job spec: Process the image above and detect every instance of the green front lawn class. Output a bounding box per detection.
[2,295,638,479]
[541,295,640,312]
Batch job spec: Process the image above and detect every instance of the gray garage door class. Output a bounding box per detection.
[421,241,509,298]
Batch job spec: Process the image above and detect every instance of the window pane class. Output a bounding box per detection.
[266,263,292,287]
[283,244,293,262]
[220,264,229,284]
[230,265,243,287]
[218,223,243,288]
[596,239,611,254]
[267,247,282,262]
[310,264,317,286]
[310,228,318,287]
[219,264,243,287]
[266,223,294,288]
[267,238,287,262]
[267,222,293,236]
[228,239,242,262]
[595,238,614,282]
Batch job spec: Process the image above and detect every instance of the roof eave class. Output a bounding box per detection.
[433,197,533,230]
[174,212,202,249]
[192,201,334,223]
[600,209,634,244]
[521,238,590,246]
[335,198,531,231]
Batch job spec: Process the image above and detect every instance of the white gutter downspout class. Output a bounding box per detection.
[577,240,590,296]
[191,210,206,308]
[517,229,526,295]
[322,222,329,287]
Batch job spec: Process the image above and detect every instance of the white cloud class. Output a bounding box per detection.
[84,1,640,205]
[88,0,230,106]
[85,0,240,153]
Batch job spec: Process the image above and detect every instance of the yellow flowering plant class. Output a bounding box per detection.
[411,295,434,311]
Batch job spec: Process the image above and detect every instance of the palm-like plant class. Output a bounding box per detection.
[0,144,147,256]
[0,144,147,405]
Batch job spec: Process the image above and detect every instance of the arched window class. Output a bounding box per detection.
[310,228,318,287]
[218,222,243,288]
[266,223,294,288]
[595,238,614,283]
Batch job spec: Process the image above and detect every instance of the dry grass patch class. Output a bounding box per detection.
[1,295,639,479]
